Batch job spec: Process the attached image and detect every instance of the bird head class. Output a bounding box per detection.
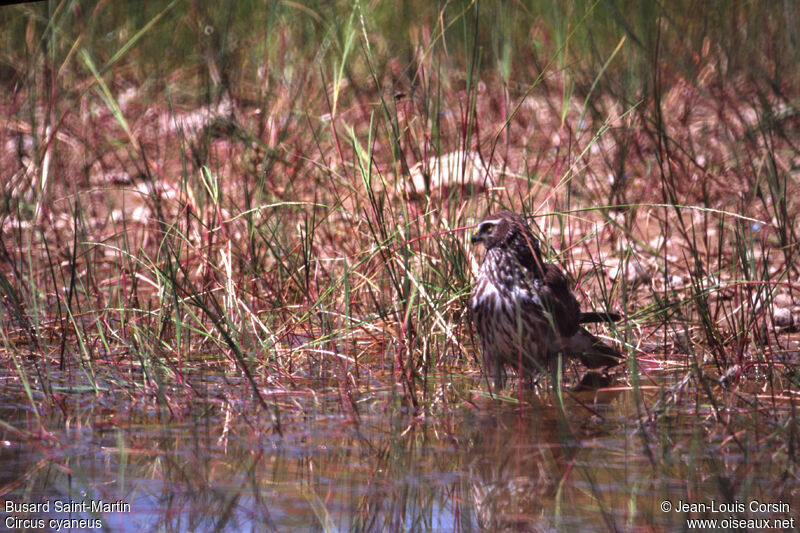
[471,211,544,273]
[470,211,537,248]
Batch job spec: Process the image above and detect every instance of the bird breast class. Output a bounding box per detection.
[472,249,543,310]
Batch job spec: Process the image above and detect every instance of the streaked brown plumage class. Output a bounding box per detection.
[469,211,621,389]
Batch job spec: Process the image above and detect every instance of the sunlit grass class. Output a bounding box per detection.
[1,0,799,528]
[1,0,798,409]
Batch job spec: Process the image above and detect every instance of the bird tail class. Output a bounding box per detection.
[578,311,621,324]
[565,327,623,368]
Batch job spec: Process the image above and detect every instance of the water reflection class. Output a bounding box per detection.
[465,384,622,532]
[0,370,798,531]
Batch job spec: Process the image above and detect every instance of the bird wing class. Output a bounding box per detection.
[535,264,581,338]
[563,326,623,368]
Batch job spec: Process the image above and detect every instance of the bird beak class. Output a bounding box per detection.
[470,232,481,244]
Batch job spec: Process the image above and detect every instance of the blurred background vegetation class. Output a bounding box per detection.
[1,0,799,402]
[2,1,800,530]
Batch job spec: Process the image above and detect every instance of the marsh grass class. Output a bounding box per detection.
[1,0,800,528]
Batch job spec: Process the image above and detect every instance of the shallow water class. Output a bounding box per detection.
[1,365,798,532]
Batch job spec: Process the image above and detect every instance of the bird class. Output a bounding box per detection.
[469,210,622,389]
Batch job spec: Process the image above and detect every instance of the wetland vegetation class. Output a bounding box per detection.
[1,0,799,530]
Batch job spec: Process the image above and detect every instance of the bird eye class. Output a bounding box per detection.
[482,223,494,233]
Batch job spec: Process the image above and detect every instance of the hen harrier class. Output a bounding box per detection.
[470,211,621,389]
